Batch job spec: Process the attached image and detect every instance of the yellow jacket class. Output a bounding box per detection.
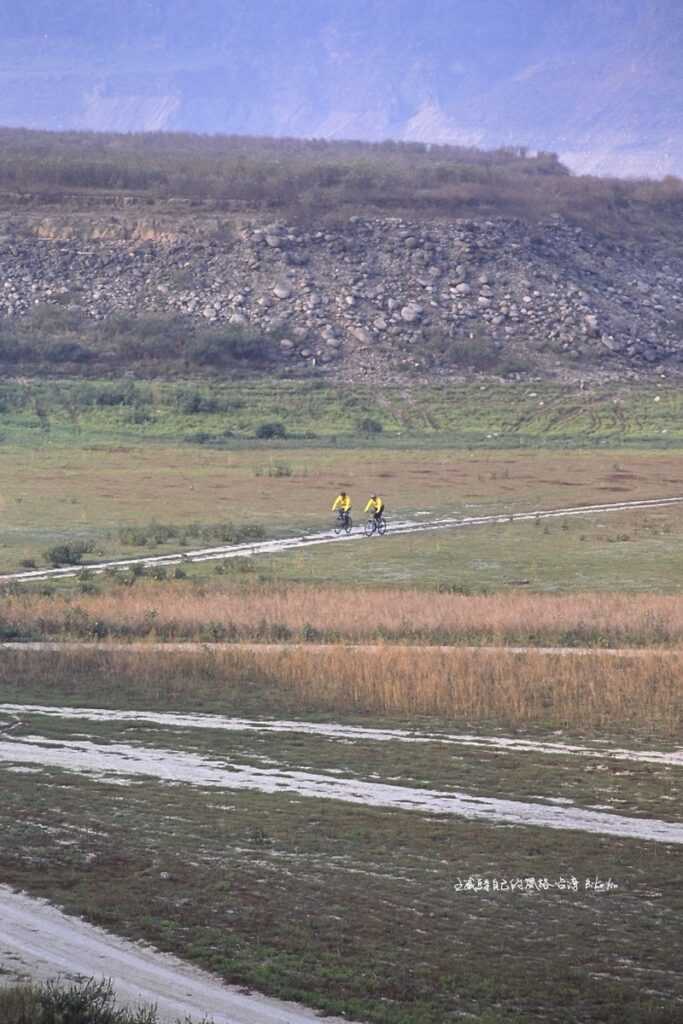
[332,494,352,512]
[364,496,384,513]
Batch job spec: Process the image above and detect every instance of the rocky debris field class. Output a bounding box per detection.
[2,206,683,379]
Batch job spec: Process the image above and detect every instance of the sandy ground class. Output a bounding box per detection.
[0,886,352,1024]
[1,494,682,583]
[1,703,681,766]
[2,733,681,844]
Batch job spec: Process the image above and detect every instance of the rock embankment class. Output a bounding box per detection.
[1,209,682,377]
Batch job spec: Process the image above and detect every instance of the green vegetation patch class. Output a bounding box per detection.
[1,378,683,448]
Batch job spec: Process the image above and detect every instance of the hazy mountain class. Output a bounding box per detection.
[2,0,682,177]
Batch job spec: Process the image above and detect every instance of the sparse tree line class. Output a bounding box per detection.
[1,127,682,231]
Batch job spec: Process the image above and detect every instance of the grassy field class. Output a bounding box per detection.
[1,650,681,1024]
[2,436,683,577]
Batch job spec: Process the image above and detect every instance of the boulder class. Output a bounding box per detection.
[400,303,423,323]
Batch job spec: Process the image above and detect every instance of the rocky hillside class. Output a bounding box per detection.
[1,200,682,382]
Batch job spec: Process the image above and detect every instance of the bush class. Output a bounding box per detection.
[255,420,287,439]
[38,977,158,1023]
[357,417,384,435]
[176,388,220,415]
[44,541,93,566]
[0,977,161,1024]
[188,325,275,368]
[46,340,93,363]
[93,385,135,407]
[254,461,293,477]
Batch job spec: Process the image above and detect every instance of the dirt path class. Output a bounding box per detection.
[2,703,681,766]
[0,886,352,1024]
[2,734,681,844]
[1,494,682,583]
[1,640,679,658]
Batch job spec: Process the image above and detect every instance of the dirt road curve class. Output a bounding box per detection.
[0,886,351,1024]
[1,495,682,584]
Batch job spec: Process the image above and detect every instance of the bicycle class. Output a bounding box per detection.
[364,515,387,537]
[334,509,353,535]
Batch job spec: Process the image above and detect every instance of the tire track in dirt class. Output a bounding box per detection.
[2,702,680,766]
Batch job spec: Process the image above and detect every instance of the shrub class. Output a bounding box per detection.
[255,421,287,439]
[93,385,135,407]
[254,461,293,477]
[36,977,158,1023]
[176,388,220,415]
[46,340,93,363]
[357,417,384,435]
[44,541,93,566]
[189,325,275,368]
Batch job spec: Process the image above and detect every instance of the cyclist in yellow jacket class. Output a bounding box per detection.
[364,494,385,525]
[332,491,352,528]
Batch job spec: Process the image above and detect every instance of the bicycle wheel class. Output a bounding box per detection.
[377,517,387,536]
[345,515,353,534]
[364,519,376,537]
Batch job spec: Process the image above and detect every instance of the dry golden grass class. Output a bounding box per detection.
[3,645,680,735]
[8,583,683,647]
[229,646,682,733]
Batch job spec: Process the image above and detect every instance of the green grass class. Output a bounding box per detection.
[2,378,683,449]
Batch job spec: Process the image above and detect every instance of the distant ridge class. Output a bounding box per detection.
[1,0,682,177]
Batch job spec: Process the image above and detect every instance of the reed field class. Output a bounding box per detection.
[6,582,683,647]
[1,644,680,736]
